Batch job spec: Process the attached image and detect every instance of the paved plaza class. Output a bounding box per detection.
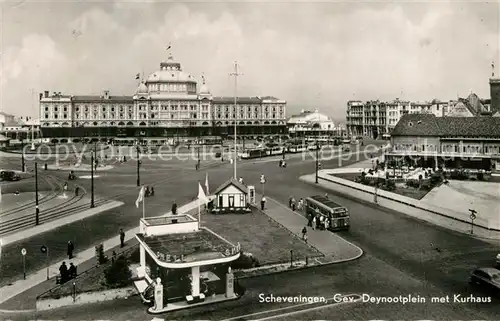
[0,146,500,320]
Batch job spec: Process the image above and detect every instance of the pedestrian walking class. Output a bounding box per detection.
[261,196,266,211]
[172,201,178,215]
[312,216,316,230]
[291,199,296,211]
[75,186,80,196]
[307,213,312,227]
[150,186,155,196]
[67,241,74,259]
[119,229,125,248]
[301,227,307,241]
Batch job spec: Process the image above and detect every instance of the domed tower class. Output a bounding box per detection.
[198,73,212,99]
[135,81,149,96]
[145,53,198,97]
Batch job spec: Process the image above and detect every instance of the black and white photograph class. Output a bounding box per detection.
[1,0,500,320]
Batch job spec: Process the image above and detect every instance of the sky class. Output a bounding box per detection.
[0,0,499,122]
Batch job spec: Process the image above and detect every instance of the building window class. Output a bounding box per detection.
[54,107,58,112]
[63,114,67,119]
[102,107,106,112]
[54,114,58,119]
[45,114,49,119]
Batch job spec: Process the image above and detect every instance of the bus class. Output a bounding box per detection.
[304,195,350,231]
[287,144,308,153]
[267,146,285,156]
[240,148,267,159]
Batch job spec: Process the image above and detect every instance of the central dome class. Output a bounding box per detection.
[146,53,196,84]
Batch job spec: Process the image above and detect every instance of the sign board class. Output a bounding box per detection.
[40,245,47,253]
[470,213,476,221]
[21,248,27,256]
[260,175,266,184]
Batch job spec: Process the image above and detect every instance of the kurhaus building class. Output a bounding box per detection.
[39,53,287,141]
[387,113,500,170]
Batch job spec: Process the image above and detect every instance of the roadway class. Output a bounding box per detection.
[2,146,500,319]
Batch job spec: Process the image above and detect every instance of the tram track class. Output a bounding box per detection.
[0,174,63,217]
[0,159,224,237]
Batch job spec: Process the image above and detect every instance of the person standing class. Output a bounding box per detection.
[67,241,74,259]
[312,216,316,230]
[68,263,77,279]
[172,201,178,215]
[59,262,68,284]
[260,196,266,211]
[120,229,125,248]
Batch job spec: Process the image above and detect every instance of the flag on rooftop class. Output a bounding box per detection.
[135,73,140,80]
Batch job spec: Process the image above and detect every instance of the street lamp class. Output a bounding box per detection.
[136,142,141,187]
[21,138,25,172]
[469,209,477,235]
[315,137,320,184]
[35,162,39,225]
[90,150,95,208]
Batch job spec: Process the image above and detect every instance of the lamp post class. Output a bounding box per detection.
[21,138,25,172]
[230,61,242,179]
[90,150,95,208]
[35,162,39,225]
[315,137,320,184]
[469,209,477,235]
[136,142,141,187]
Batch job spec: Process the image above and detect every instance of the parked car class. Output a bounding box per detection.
[469,267,500,291]
[0,170,21,181]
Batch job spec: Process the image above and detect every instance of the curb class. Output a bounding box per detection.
[236,247,363,280]
[0,308,36,314]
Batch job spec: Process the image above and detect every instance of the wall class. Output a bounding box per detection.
[141,219,198,236]
[217,185,247,208]
[391,136,440,154]
[316,173,500,239]
[36,286,135,311]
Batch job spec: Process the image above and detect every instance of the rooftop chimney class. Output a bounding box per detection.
[44,91,49,98]
[39,93,43,100]
[104,90,110,99]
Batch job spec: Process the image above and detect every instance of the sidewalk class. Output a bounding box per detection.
[258,194,363,262]
[0,198,202,310]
